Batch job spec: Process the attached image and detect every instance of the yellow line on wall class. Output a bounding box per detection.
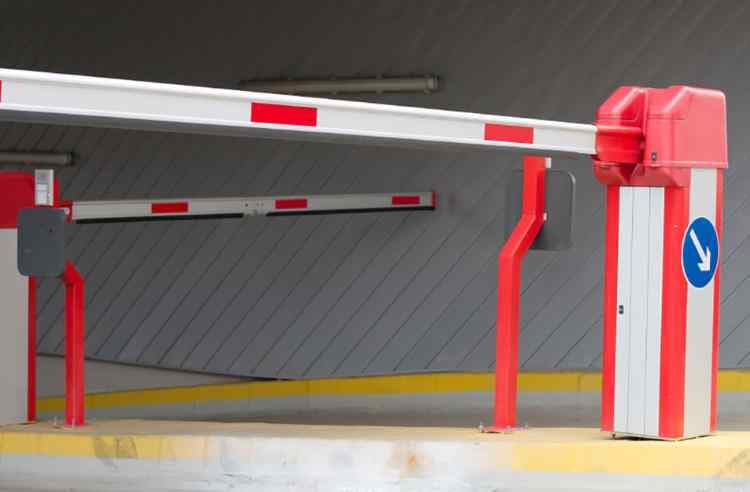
[36,370,750,413]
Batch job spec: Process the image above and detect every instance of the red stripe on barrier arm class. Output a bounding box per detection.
[251,102,318,127]
[0,80,3,102]
[484,123,533,144]
[392,195,420,206]
[151,202,189,214]
[275,198,308,210]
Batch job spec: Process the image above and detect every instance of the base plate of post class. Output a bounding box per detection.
[479,424,528,434]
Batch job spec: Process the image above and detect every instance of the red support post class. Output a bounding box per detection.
[61,261,84,426]
[485,155,547,432]
[27,276,36,422]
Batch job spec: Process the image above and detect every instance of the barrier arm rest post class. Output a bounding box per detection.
[61,261,84,427]
[484,155,548,432]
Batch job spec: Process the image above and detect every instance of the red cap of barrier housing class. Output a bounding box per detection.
[593,85,727,187]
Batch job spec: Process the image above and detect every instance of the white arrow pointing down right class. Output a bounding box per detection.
[690,229,711,272]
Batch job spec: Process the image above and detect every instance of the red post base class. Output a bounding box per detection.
[61,261,84,427]
[484,155,547,433]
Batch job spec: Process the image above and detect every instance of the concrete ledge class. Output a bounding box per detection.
[1,420,749,491]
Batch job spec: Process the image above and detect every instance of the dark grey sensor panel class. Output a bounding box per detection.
[503,169,575,251]
[18,207,66,277]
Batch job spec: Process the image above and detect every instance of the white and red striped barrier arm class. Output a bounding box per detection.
[0,69,596,155]
[68,191,435,223]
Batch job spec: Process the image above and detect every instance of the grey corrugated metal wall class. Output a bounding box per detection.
[1,0,750,378]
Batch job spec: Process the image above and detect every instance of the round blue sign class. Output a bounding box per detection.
[682,217,719,288]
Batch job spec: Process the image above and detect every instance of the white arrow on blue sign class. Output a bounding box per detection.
[682,217,719,288]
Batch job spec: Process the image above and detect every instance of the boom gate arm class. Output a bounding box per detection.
[0,69,597,155]
[67,191,435,223]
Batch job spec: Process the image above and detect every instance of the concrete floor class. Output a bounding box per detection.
[1,420,749,492]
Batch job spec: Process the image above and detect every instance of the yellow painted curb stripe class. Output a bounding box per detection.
[0,432,215,461]
[36,370,750,413]
[511,431,750,479]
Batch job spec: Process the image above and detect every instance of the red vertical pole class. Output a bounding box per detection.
[61,261,85,426]
[658,186,689,439]
[27,276,36,422]
[486,155,547,432]
[710,171,724,432]
[600,185,619,432]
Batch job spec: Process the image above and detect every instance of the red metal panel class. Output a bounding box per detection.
[594,87,646,170]
[645,87,727,169]
[275,198,308,210]
[0,173,34,228]
[710,172,723,432]
[251,102,318,127]
[600,185,620,432]
[658,185,689,439]
[62,262,85,427]
[27,276,36,422]
[483,123,533,144]
[151,202,189,214]
[391,195,420,206]
[486,155,546,431]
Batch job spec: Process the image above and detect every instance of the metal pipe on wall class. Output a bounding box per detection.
[0,152,73,166]
[238,75,439,95]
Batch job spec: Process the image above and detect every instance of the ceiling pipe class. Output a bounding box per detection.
[238,75,440,95]
[0,152,74,166]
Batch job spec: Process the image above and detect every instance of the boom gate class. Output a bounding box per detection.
[0,69,727,439]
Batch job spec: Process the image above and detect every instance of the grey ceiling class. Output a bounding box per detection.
[2,0,750,378]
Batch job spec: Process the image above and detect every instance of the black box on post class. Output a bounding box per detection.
[17,207,66,277]
[503,169,575,251]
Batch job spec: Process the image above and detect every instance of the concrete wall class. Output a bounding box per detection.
[1,0,749,378]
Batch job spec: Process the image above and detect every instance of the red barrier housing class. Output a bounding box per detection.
[594,86,727,439]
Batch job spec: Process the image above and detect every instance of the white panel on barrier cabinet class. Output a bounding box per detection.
[644,187,664,437]
[684,168,717,437]
[626,187,651,434]
[614,187,633,433]
[0,230,27,424]
[614,187,664,436]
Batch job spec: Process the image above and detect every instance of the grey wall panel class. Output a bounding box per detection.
[556,318,604,370]
[1,0,750,377]
[354,165,510,374]
[141,146,313,367]
[311,155,502,377]
[225,156,421,374]
[524,282,603,369]
[176,146,372,371]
